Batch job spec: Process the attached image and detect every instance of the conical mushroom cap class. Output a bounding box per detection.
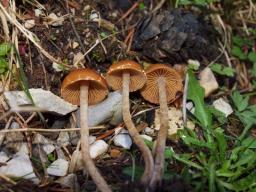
[140,64,183,104]
[61,69,108,105]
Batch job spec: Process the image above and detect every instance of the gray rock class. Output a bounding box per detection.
[114,134,132,149]
[0,151,9,163]
[34,134,55,154]
[4,88,77,115]
[76,91,122,127]
[47,158,69,176]
[56,174,80,191]
[0,152,39,183]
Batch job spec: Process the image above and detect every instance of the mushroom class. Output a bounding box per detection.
[61,69,111,192]
[140,64,183,189]
[106,60,154,185]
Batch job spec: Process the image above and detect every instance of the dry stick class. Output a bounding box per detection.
[150,77,169,189]
[0,127,105,133]
[0,9,10,40]
[122,73,154,185]
[79,84,111,192]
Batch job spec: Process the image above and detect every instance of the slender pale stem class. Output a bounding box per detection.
[80,83,111,192]
[150,77,169,189]
[122,73,154,186]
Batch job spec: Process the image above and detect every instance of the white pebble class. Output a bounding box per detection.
[213,98,233,117]
[47,159,69,176]
[199,67,219,97]
[89,140,108,159]
[24,19,35,29]
[114,134,132,149]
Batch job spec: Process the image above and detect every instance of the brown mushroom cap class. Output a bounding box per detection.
[61,69,108,105]
[140,64,183,104]
[106,60,147,92]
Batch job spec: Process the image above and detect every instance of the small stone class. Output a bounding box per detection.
[24,19,35,29]
[114,134,132,149]
[0,153,39,183]
[47,158,69,176]
[186,102,195,114]
[83,5,91,11]
[115,128,129,135]
[199,67,219,97]
[73,52,85,67]
[89,136,96,144]
[71,42,79,49]
[34,134,55,154]
[144,127,154,135]
[52,62,63,72]
[89,10,99,21]
[0,151,9,163]
[57,132,70,147]
[110,149,121,158]
[4,88,77,115]
[213,98,233,117]
[47,13,64,26]
[154,107,195,140]
[10,122,19,129]
[188,59,200,70]
[140,134,153,141]
[56,174,79,191]
[35,9,43,17]
[89,140,108,159]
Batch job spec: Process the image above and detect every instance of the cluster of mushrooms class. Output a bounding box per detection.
[61,60,183,192]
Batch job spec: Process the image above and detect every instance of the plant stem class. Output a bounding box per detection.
[150,76,169,189]
[122,72,154,186]
[80,83,111,192]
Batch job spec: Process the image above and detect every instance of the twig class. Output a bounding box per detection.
[117,1,141,23]
[0,174,17,185]
[0,9,10,40]
[0,126,105,133]
[97,34,107,54]
[150,0,166,14]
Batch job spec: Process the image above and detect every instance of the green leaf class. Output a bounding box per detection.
[248,52,256,63]
[231,172,256,191]
[210,63,235,77]
[250,63,256,78]
[232,35,245,47]
[214,128,227,162]
[179,129,212,149]
[0,57,8,74]
[231,46,247,60]
[139,2,145,9]
[0,43,11,56]
[208,106,227,124]
[187,71,212,128]
[241,136,256,149]
[231,91,249,112]
[122,165,143,180]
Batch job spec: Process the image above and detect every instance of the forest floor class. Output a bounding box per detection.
[0,0,255,192]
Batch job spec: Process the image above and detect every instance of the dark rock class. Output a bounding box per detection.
[133,9,222,65]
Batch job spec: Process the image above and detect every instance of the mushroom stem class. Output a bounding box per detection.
[122,72,154,185]
[150,76,169,189]
[80,83,111,192]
